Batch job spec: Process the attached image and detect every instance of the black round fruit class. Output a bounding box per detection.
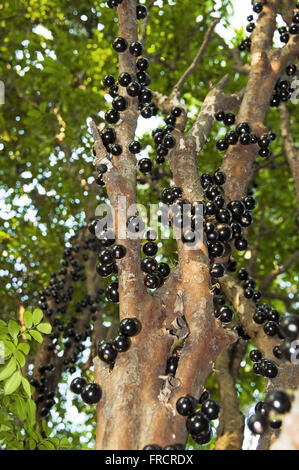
[186,412,211,436]
[201,399,220,420]
[176,395,197,416]
[265,390,291,414]
[70,377,86,394]
[113,335,131,352]
[136,4,147,20]
[119,317,141,337]
[98,340,117,364]
[112,37,128,53]
[81,383,102,404]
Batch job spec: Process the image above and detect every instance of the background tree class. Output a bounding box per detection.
[0,0,298,450]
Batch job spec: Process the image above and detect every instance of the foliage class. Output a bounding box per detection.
[0,0,298,450]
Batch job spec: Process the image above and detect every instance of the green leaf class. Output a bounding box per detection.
[24,311,33,329]
[38,440,56,450]
[0,357,17,381]
[17,342,30,355]
[60,437,72,448]
[36,322,52,334]
[4,370,22,395]
[14,350,25,367]
[29,330,43,343]
[22,377,31,396]
[27,399,37,425]
[32,308,43,325]
[8,320,21,340]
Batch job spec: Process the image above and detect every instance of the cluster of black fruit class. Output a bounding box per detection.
[249,348,278,379]
[215,112,276,159]
[141,229,171,290]
[175,391,220,445]
[248,390,292,434]
[278,10,299,45]
[98,317,141,365]
[71,377,102,404]
[30,232,105,416]
[104,34,157,121]
[30,370,56,418]
[270,64,298,108]
[237,0,266,51]
[151,107,181,164]
[107,0,148,22]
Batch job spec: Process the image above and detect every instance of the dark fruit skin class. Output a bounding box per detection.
[192,429,212,445]
[199,390,210,404]
[103,74,115,88]
[139,158,153,174]
[176,395,197,416]
[201,399,220,420]
[105,109,120,124]
[70,377,86,394]
[144,272,160,288]
[101,127,116,144]
[223,112,235,126]
[141,257,158,273]
[215,110,225,121]
[171,106,182,117]
[253,309,267,324]
[249,349,262,362]
[279,315,299,340]
[238,267,248,280]
[112,244,126,259]
[236,122,251,135]
[136,4,147,20]
[112,96,128,111]
[119,72,132,87]
[247,414,267,435]
[234,237,248,251]
[143,241,158,257]
[119,317,141,337]
[113,335,131,352]
[255,401,270,417]
[186,412,211,436]
[216,139,229,151]
[129,140,142,154]
[96,263,114,277]
[129,41,144,56]
[273,344,283,359]
[158,262,170,278]
[81,383,102,404]
[263,361,278,378]
[136,57,149,71]
[265,390,291,414]
[106,282,119,303]
[264,321,278,337]
[210,263,225,278]
[127,81,141,96]
[218,305,234,323]
[112,37,128,53]
[166,356,179,375]
[98,340,117,364]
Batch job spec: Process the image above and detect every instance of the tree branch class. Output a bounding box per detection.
[279,103,299,206]
[260,249,299,291]
[214,341,247,450]
[173,19,219,93]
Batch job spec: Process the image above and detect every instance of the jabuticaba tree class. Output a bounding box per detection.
[0,0,299,451]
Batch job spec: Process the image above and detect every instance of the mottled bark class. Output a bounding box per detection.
[214,341,247,450]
